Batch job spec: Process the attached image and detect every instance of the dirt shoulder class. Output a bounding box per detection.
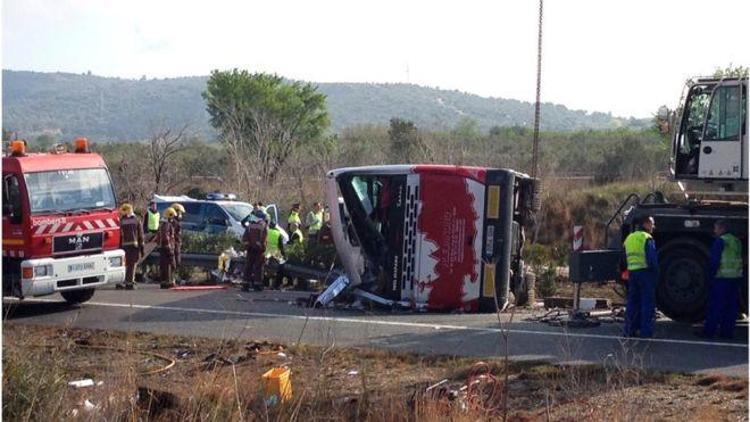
[3,323,747,421]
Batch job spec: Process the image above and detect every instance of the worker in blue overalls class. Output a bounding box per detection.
[623,216,658,338]
[699,220,744,339]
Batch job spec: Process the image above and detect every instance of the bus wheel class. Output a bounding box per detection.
[657,248,708,323]
[61,288,96,304]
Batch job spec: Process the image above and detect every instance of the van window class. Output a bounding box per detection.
[205,205,228,225]
[182,203,203,224]
[222,203,254,222]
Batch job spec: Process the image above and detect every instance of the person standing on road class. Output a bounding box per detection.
[305,202,324,243]
[158,207,177,289]
[700,220,744,339]
[265,220,287,289]
[170,203,186,268]
[243,209,268,292]
[144,200,160,235]
[116,203,144,290]
[623,215,658,338]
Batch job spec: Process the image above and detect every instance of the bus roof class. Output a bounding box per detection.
[327,164,530,184]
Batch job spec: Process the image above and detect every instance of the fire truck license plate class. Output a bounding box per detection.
[68,262,95,273]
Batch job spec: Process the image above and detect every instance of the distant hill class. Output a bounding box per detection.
[2,70,650,141]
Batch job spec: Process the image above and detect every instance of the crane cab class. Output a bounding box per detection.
[671,76,748,196]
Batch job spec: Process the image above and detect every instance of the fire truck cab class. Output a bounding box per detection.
[2,139,125,304]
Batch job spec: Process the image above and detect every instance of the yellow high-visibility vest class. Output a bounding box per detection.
[717,233,743,278]
[624,230,652,271]
[288,211,301,225]
[307,211,323,233]
[266,228,282,258]
[147,210,160,232]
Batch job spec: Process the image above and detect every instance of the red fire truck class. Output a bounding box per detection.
[2,139,125,304]
[325,165,539,312]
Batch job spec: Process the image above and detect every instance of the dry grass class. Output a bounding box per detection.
[3,323,747,421]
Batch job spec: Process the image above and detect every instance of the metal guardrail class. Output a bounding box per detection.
[141,252,336,282]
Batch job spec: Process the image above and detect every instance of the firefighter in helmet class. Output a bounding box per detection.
[158,207,177,288]
[117,203,144,290]
[170,203,186,270]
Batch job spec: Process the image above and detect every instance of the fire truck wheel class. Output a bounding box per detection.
[61,288,96,304]
[656,247,708,323]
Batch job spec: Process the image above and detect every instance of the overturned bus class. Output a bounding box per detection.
[324,165,540,312]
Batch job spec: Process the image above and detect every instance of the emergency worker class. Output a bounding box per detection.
[158,207,177,288]
[265,220,286,289]
[700,220,744,339]
[287,203,302,231]
[306,202,324,242]
[242,209,268,291]
[623,216,658,338]
[170,203,186,267]
[289,222,304,245]
[144,200,160,235]
[116,203,144,290]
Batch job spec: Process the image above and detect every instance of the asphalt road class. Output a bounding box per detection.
[3,284,748,377]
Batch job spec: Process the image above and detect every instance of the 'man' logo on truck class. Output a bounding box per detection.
[68,234,90,250]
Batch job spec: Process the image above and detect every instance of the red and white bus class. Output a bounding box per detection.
[325,165,539,312]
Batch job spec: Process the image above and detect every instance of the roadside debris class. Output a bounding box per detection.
[68,379,96,388]
[315,275,350,306]
[414,362,504,415]
[525,304,629,328]
[262,367,293,405]
[83,399,98,411]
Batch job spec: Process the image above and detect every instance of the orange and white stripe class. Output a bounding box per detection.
[33,218,118,236]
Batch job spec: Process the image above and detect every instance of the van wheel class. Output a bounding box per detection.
[61,288,95,304]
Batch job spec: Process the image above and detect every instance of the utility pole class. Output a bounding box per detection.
[531,0,544,179]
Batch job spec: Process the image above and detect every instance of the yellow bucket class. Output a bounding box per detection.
[262,367,292,403]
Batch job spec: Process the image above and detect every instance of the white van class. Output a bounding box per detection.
[153,194,283,239]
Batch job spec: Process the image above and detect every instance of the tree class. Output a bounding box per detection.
[203,70,329,197]
[714,64,749,78]
[388,118,431,163]
[33,134,55,152]
[148,125,188,194]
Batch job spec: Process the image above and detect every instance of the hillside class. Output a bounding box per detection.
[2,70,649,141]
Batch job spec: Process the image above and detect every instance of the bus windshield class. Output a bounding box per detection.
[25,168,116,214]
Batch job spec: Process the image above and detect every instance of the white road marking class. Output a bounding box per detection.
[22,298,748,349]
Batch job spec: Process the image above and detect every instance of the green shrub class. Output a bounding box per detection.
[538,266,558,298]
[181,232,243,254]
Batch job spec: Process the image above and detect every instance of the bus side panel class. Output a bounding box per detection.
[414,173,485,310]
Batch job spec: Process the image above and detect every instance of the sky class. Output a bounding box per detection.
[2,0,748,118]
